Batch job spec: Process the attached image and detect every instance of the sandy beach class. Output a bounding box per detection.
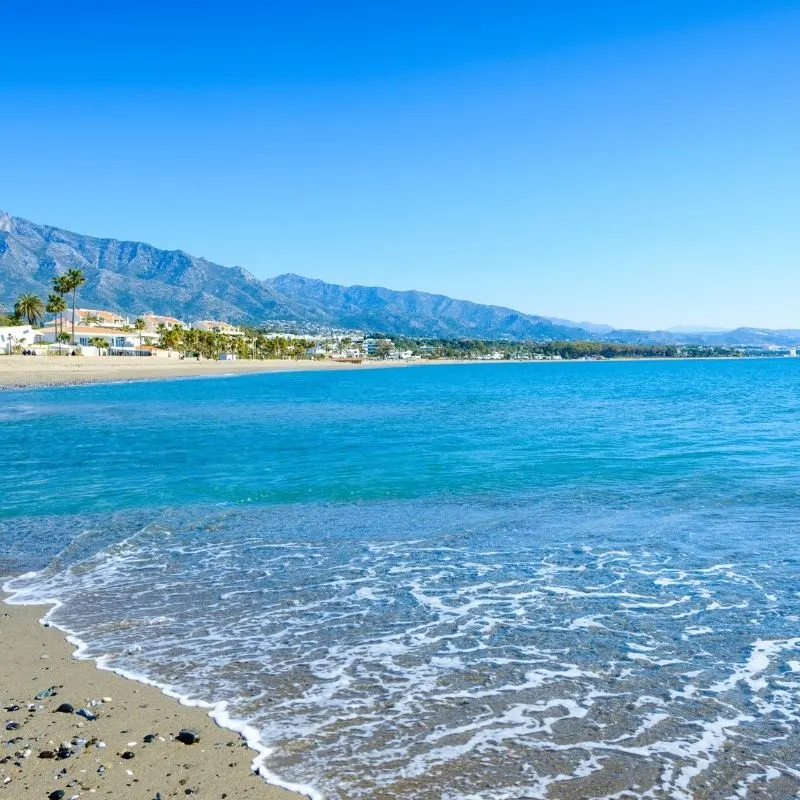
[0,597,305,800]
[0,354,412,390]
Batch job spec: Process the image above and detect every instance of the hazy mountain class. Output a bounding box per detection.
[1,210,797,345]
[546,316,615,334]
[667,325,732,334]
[0,210,593,340]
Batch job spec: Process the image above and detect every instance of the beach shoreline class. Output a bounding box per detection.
[0,354,418,390]
[0,591,309,800]
[0,353,778,391]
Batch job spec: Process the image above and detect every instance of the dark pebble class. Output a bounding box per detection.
[55,703,74,714]
[49,792,66,800]
[4,705,19,712]
[121,751,135,759]
[143,733,157,743]
[38,750,55,759]
[76,708,97,721]
[5,722,20,731]
[176,728,200,745]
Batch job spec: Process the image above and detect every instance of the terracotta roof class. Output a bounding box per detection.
[39,325,151,336]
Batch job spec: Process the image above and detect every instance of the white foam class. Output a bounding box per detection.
[709,638,800,694]
[1,584,322,800]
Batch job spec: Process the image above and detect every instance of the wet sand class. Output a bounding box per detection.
[0,598,306,799]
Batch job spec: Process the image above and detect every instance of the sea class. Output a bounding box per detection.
[3,359,800,799]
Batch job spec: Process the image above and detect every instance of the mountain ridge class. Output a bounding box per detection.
[1,210,798,346]
[0,210,596,340]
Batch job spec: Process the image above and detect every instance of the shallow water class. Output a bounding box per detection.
[4,360,800,798]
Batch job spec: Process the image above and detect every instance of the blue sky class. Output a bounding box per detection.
[2,1,798,330]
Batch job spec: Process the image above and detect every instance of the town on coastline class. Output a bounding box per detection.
[2,276,798,363]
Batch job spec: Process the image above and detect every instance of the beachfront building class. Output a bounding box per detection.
[0,325,37,354]
[36,324,159,355]
[193,320,244,336]
[364,338,393,356]
[143,313,188,332]
[65,308,129,328]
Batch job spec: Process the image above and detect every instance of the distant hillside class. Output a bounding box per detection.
[0,210,593,340]
[1,209,797,345]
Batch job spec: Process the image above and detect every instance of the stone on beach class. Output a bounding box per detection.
[176,728,200,744]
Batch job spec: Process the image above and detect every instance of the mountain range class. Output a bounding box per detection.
[1,209,798,346]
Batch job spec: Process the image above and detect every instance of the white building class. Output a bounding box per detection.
[0,325,37,353]
[193,320,244,336]
[143,313,187,332]
[36,324,159,354]
[65,308,129,328]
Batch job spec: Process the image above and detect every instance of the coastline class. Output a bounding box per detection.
[0,354,415,390]
[0,592,310,800]
[1,353,782,391]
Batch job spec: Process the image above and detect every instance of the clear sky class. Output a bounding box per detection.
[2,1,798,330]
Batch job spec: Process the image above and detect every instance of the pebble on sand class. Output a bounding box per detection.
[176,728,200,745]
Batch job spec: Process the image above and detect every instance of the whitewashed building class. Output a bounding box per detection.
[0,325,37,353]
[193,320,244,336]
[36,324,159,355]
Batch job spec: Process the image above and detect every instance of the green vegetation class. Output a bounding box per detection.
[13,294,45,326]
[46,294,68,340]
[56,269,86,344]
[157,326,313,360]
[133,317,146,351]
[88,336,109,353]
[384,336,749,361]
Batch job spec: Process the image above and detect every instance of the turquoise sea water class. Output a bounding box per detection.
[3,360,800,798]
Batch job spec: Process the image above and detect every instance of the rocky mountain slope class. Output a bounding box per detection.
[0,210,590,339]
[1,210,797,344]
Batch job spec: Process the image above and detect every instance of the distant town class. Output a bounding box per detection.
[2,279,798,362]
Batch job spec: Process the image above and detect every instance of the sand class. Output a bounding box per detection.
[0,597,306,800]
[0,354,415,389]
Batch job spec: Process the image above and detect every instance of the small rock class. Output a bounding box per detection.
[49,791,65,800]
[55,703,74,714]
[2,776,11,785]
[97,765,106,775]
[34,687,57,700]
[5,722,21,731]
[121,751,135,760]
[101,696,112,703]
[143,733,157,743]
[38,750,55,759]
[176,728,200,745]
[4,705,19,712]
[76,708,97,721]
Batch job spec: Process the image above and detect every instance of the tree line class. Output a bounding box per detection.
[386,336,746,360]
[3,269,87,343]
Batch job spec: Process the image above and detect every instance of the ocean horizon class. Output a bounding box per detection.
[4,359,800,799]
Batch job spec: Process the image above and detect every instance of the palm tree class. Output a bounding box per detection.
[46,294,67,341]
[89,336,109,355]
[133,317,145,353]
[14,294,45,326]
[61,269,86,344]
[52,274,71,332]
